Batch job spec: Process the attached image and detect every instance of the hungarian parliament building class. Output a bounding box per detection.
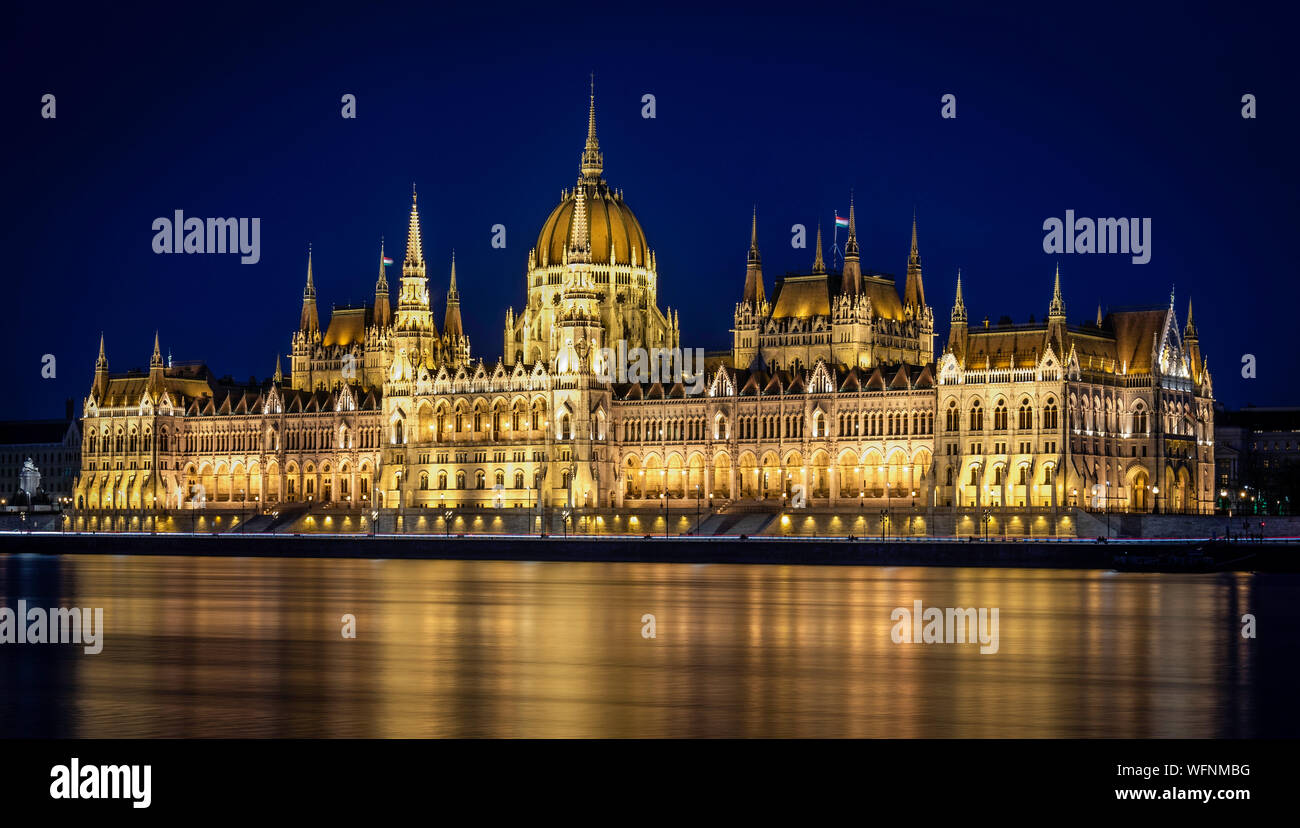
[73,90,1216,524]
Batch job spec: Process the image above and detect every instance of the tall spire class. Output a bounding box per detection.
[951,269,967,323]
[150,330,163,368]
[273,354,283,384]
[373,238,391,328]
[842,194,862,294]
[569,180,592,262]
[580,74,603,180]
[443,251,464,347]
[93,333,109,399]
[300,246,319,333]
[743,206,765,306]
[404,188,424,267]
[1184,298,1198,339]
[1048,263,1065,319]
[812,223,826,275]
[904,210,926,309]
[394,189,433,332]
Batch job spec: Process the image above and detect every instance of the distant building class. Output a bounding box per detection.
[0,400,82,506]
[1214,405,1300,514]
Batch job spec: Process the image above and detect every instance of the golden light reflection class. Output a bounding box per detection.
[6,556,1258,738]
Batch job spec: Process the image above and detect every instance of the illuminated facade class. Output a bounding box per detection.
[72,86,1213,523]
[935,271,1215,514]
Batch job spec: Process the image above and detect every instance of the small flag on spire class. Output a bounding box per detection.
[834,214,849,229]
[381,255,394,266]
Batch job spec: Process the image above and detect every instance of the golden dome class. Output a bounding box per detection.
[535,179,649,268]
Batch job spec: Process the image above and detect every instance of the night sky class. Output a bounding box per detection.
[4,1,1295,420]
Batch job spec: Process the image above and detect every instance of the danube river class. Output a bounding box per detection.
[1,553,1295,738]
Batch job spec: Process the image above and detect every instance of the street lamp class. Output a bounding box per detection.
[661,491,668,538]
[982,507,992,541]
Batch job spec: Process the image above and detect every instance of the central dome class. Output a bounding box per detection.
[535,179,650,268]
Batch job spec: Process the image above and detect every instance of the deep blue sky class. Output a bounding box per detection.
[4,1,1295,419]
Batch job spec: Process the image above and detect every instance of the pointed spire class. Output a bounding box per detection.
[151,330,163,368]
[93,332,109,398]
[812,223,826,274]
[1048,262,1065,319]
[904,210,926,309]
[373,238,392,329]
[273,354,283,384]
[300,247,319,333]
[1185,298,1198,339]
[443,252,465,364]
[951,269,967,323]
[580,74,603,179]
[376,238,389,292]
[1096,303,1104,327]
[404,188,424,267]
[842,194,862,294]
[743,207,765,306]
[569,180,591,261]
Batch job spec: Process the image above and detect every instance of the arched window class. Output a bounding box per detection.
[946,401,959,432]
[945,467,954,486]
[419,472,429,490]
[514,470,525,489]
[560,414,571,440]
[494,470,504,487]
[993,401,1007,431]
[438,471,448,490]
[476,471,486,489]
[969,400,983,431]
[1018,399,1033,430]
[456,471,466,489]
[1043,399,1059,430]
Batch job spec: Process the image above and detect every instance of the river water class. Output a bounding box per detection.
[1,553,1294,737]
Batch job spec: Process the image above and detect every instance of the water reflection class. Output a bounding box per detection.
[0,554,1285,737]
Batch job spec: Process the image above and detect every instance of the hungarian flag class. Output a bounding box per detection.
[834,215,849,229]
[382,256,394,266]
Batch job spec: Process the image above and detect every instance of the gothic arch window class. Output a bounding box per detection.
[514,470,525,489]
[419,472,429,490]
[1018,399,1033,430]
[1043,399,1059,430]
[456,471,466,489]
[438,471,448,490]
[494,470,505,487]
[476,470,486,489]
[969,400,983,431]
[946,401,959,432]
[993,401,1007,431]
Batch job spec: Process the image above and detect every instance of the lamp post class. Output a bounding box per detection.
[982,507,992,541]
[1152,485,1160,515]
[909,489,917,537]
[661,491,668,538]
[694,484,702,535]
[444,509,453,538]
